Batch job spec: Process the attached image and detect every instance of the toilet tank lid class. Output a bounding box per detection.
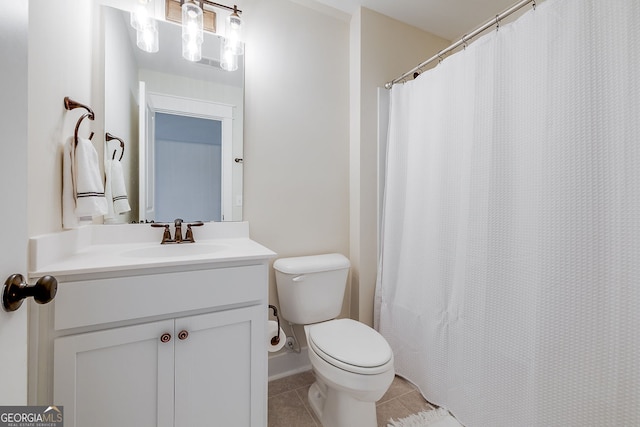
[273,253,350,274]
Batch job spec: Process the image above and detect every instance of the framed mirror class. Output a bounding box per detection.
[103,5,244,223]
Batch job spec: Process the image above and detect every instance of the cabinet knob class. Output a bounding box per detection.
[2,274,57,312]
[160,333,172,343]
[178,330,189,340]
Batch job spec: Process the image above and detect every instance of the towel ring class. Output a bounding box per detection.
[64,97,95,147]
[72,112,94,147]
[105,132,125,161]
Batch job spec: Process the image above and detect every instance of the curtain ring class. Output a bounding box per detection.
[437,52,443,64]
[532,0,537,10]
[495,15,500,31]
[462,34,468,50]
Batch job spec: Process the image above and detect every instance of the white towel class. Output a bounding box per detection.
[62,137,81,229]
[104,158,131,220]
[62,137,107,229]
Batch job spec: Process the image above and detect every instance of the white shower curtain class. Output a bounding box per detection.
[376,0,640,425]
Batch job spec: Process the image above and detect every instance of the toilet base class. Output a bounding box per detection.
[308,380,377,427]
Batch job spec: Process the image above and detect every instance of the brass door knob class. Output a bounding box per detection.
[160,333,172,343]
[178,330,189,340]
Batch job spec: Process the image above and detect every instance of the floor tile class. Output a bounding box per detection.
[268,370,316,398]
[296,384,321,425]
[398,390,434,413]
[268,389,318,427]
[376,399,415,427]
[379,376,416,404]
[268,371,437,427]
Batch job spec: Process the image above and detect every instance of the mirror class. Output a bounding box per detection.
[103,6,244,223]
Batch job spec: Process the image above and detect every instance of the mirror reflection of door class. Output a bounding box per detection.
[138,89,234,223]
[155,113,222,222]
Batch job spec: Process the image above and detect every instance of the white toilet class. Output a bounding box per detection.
[274,253,394,427]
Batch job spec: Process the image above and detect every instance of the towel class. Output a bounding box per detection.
[62,137,107,229]
[104,158,131,220]
[62,137,80,229]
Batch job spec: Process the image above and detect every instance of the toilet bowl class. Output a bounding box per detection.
[273,254,395,427]
[305,319,394,427]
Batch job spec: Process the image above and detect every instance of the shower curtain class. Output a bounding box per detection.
[375,0,640,425]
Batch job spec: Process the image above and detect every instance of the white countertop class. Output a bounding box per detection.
[29,222,276,279]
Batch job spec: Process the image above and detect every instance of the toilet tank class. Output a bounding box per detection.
[273,254,350,325]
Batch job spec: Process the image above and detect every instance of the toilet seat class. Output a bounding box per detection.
[308,319,393,375]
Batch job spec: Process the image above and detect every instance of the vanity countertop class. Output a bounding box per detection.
[29,222,276,279]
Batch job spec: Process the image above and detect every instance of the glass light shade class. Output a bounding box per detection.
[183,37,203,62]
[182,0,204,43]
[181,0,203,61]
[225,11,244,55]
[136,20,159,53]
[130,0,151,30]
[220,38,238,71]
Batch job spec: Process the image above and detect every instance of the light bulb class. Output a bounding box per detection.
[136,18,159,53]
[181,0,203,61]
[130,0,151,30]
[220,38,238,71]
[225,9,244,55]
[183,38,202,62]
[182,0,203,43]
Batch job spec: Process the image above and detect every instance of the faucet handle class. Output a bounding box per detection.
[151,223,173,244]
[184,221,204,243]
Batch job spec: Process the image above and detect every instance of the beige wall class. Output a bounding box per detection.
[241,0,351,339]
[349,8,450,326]
[28,0,96,236]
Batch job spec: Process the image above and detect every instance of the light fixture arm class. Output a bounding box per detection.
[203,1,241,14]
[180,0,241,14]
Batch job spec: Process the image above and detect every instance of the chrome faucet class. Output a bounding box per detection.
[151,219,204,244]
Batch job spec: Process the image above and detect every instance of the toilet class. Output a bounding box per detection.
[274,254,394,427]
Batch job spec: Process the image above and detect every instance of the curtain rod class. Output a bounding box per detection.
[385,0,537,89]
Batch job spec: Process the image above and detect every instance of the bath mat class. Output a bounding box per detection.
[387,407,463,427]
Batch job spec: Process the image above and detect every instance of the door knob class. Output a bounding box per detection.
[178,330,189,340]
[2,274,57,312]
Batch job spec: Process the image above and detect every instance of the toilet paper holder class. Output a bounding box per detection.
[268,305,281,346]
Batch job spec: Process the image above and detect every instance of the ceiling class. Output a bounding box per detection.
[310,0,524,41]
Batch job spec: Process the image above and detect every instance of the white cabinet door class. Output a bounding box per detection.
[174,305,266,427]
[54,319,175,427]
[54,306,267,427]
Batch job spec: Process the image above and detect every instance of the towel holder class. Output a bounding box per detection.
[64,96,95,147]
[105,132,125,161]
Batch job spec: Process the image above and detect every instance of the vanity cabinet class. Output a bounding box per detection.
[54,305,263,427]
[46,262,269,427]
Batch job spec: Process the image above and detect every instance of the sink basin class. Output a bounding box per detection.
[121,243,227,258]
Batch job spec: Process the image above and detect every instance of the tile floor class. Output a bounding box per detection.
[268,370,435,427]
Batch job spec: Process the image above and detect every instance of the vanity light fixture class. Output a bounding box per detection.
[225,5,243,55]
[166,0,244,70]
[130,0,151,30]
[133,0,244,68]
[220,38,238,71]
[181,0,204,61]
[130,0,159,53]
